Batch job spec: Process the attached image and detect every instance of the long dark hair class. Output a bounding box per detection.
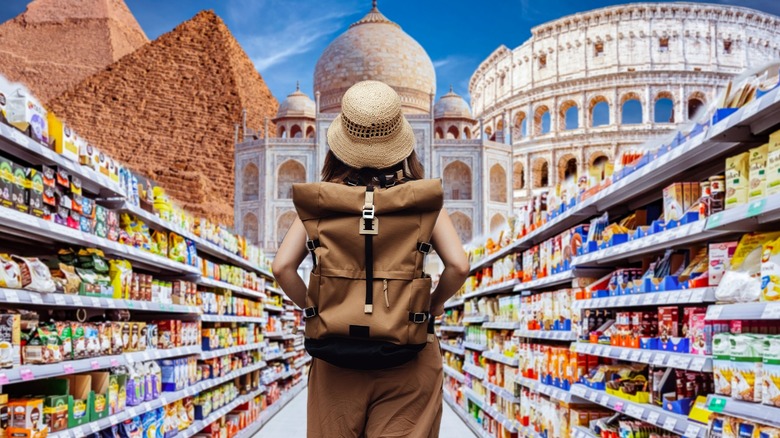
[321,150,425,184]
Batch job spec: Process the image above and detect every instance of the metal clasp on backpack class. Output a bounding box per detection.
[359,190,379,235]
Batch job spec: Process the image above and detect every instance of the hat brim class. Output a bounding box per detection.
[327,113,415,169]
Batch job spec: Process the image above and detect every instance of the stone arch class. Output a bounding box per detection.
[557,154,578,181]
[514,111,527,139]
[620,92,643,125]
[589,96,610,127]
[484,126,493,140]
[513,161,525,190]
[464,126,472,139]
[242,213,258,244]
[446,125,460,139]
[534,105,551,135]
[559,100,579,131]
[687,91,706,120]
[532,157,549,188]
[490,213,506,233]
[443,161,472,200]
[435,127,444,139]
[590,151,610,182]
[277,159,306,199]
[450,212,473,244]
[489,164,507,203]
[278,125,287,138]
[276,211,297,246]
[306,126,315,138]
[290,124,303,138]
[654,92,675,123]
[242,163,259,201]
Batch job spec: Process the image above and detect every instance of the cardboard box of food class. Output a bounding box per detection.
[46,113,78,162]
[5,84,48,144]
[725,152,749,209]
[0,157,14,210]
[749,144,768,201]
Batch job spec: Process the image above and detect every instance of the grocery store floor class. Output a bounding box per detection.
[254,389,477,437]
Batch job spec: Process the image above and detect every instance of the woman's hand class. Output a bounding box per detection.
[430,300,445,317]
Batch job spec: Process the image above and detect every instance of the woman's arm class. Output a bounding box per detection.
[429,208,470,316]
[271,218,309,309]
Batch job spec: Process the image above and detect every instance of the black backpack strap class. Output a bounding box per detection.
[360,186,378,314]
[306,239,320,268]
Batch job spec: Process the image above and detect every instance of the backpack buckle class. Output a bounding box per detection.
[362,205,375,220]
[359,217,379,235]
[410,312,428,324]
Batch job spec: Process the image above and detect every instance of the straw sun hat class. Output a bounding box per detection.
[327,80,415,169]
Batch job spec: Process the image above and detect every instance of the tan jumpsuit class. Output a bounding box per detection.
[307,339,443,438]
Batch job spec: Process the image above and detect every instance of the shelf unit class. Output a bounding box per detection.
[515,377,573,403]
[440,343,466,356]
[0,118,311,438]
[439,85,780,438]
[705,395,780,429]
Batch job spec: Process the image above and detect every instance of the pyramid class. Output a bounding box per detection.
[48,10,278,226]
[0,0,149,101]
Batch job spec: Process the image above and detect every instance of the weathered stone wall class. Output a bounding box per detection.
[48,11,278,226]
[0,0,148,101]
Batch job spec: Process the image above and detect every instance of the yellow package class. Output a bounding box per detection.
[46,112,79,162]
[749,144,768,201]
[767,131,780,195]
[109,260,132,299]
[762,237,780,301]
[152,231,168,256]
[726,152,750,209]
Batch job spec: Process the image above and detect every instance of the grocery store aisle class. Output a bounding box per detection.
[254,388,477,437]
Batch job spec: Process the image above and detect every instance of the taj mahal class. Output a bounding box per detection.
[234,1,780,253]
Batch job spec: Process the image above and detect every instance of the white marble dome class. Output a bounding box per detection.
[313,1,436,114]
[434,86,473,120]
[275,84,315,120]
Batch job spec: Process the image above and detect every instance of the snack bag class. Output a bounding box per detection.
[717,232,780,303]
[762,236,780,301]
[55,321,72,360]
[109,260,133,300]
[731,334,765,402]
[52,263,81,294]
[168,233,186,263]
[0,254,21,288]
[152,231,168,257]
[71,322,87,359]
[13,255,56,293]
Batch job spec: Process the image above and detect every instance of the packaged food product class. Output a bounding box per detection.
[111,321,124,354]
[750,144,769,201]
[55,321,72,360]
[109,260,133,300]
[767,131,780,196]
[717,233,780,303]
[0,314,21,368]
[762,236,780,301]
[0,254,21,289]
[726,152,750,209]
[71,322,87,359]
[6,82,48,143]
[52,263,80,294]
[714,333,733,396]
[97,322,112,356]
[169,233,186,263]
[731,334,765,402]
[12,256,55,293]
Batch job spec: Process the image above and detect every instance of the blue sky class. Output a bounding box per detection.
[2,0,779,105]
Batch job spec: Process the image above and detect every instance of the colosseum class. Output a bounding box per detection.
[469,2,780,204]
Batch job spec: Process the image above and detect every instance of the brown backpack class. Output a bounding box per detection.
[292,178,443,370]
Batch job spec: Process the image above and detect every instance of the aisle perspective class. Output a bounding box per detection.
[438,65,780,437]
[0,75,309,437]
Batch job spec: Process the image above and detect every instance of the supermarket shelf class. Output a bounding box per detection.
[462,279,519,300]
[440,343,465,356]
[483,380,520,404]
[283,351,296,360]
[463,341,487,351]
[266,286,284,296]
[574,288,715,310]
[192,235,273,280]
[281,314,297,321]
[0,205,201,276]
[200,342,264,360]
[516,377,573,403]
[705,193,780,232]
[443,364,465,383]
[50,359,268,438]
[705,302,780,321]
[463,363,486,380]
[264,351,284,362]
[513,330,577,341]
[483,351,519,367]
[705,395,780,428]
[444,297,465,309]
[197,277,266,300]
[200,314,265,323]
[265,304,284,313]
[267,332,297,340]
[570,384,706,438]
[572,220,729,267]
[262,368,297,385]
[294,356,312,369]
[232,379,308,438]
[0,345,200,386]
[439,325,466,333]
[463,315,489,324]
[514,270,574,292]
[0,122,124,197]
[0,288,199,313]
[464,387,520,433]
[483,321,523,330]
[181,386,267,438]
[572,426,600,438]
[572,343,712,372]
[443,392,493,438]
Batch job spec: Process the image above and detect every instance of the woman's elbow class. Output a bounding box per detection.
[271,258,294,277]
[449,256,470,278]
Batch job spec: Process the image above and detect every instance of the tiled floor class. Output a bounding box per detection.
[253,389,477,437]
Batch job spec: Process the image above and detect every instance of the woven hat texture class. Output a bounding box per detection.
[327,80,415,169]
